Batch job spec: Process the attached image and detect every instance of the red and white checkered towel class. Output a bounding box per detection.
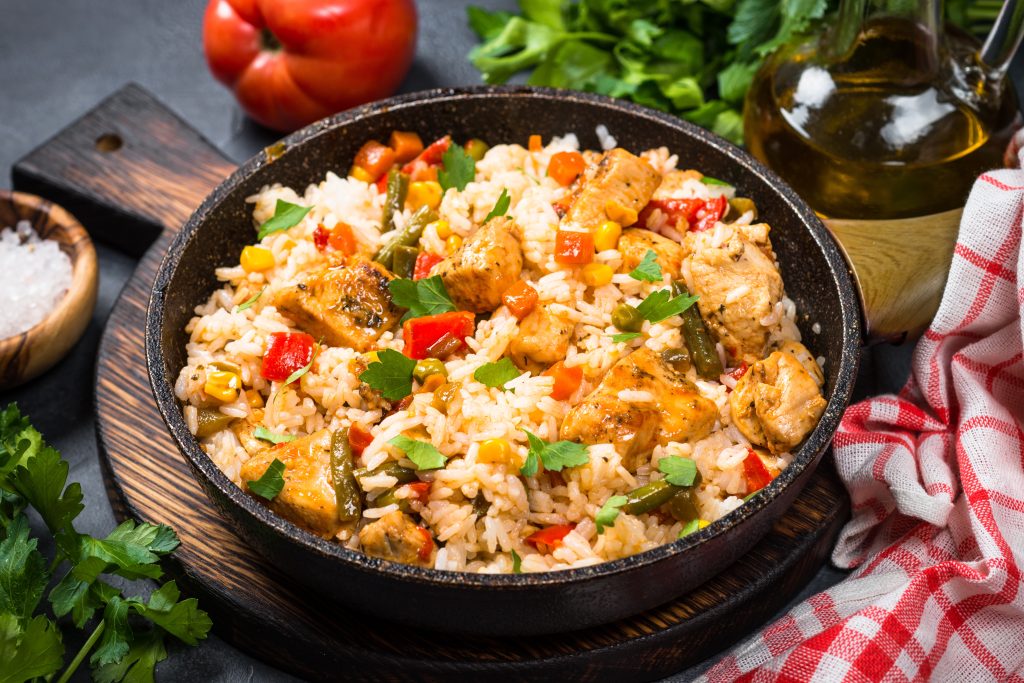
[703,167,1024,681]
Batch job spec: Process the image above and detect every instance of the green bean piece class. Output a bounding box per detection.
[611,303,644,332]
[353,460,419,484]
[668,487,701,523]
[673,281,724,380]
[726,197,757,222]
[374,487,411,513]
[374,205,438,270]
[661,347,692,374]
[392,245,420,279]
[465,138,490,161]
[431,381,460,414]
[620,480,680,515]
[195,407,234,438]
[330,429,362,522]
[381,169,410,233]
[413,358,447,383]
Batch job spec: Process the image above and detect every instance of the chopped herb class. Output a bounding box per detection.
[484,188,511,223]
[595,495,628,534]
[678,519,701,538]
[628,249,663,282]
[389,435,447,471]
[743,491,758,502]
[522,430,589,474]
[359,348,417,401]
[283,345,318,385]
[438,142,476,192]
[658,456,698,487]
[389,275,457,322]
[610,332,642,343]
[246,458,286,500]
[253,427,297,445]
[520,449,539,478]
[473,357,522,389]
[235,287,265,312]
[511,549,523,574]
[700,176,733,187]
[635,288,700,324]
[256,199,312,240]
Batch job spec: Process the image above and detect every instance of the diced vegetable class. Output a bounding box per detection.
[328,222,357,255]
[431,381,460,413]
[195,407,234,438]
[605,199,638,227]
[349,423,374,458]
[547,151,585,186]
[354,460,418,484]
[405,481,431,504]
[611,303,643,332]
[477,438,514,466]
[668,487,701,523]
[691,195,728,232]
[313,225,330,251]
[204,368,240,403]
[673,281,724,380]
[554,230,594,265]
[382,169,410,233]
[240,246,274,272]
[349,166,374,183]
[431,219,452,239]
[413,358,447,383]
[593,221,622,251]
[445,234,463,254]
[543,361,583,401]
[407,180,443,212]
[353,139,396,181]
[261,332,316,382]
[374,487,411,513]
[502,279,539,320]
[424,332,463,359]
[392,245,420,280]
[661,347,692,373]
[403,311,475,360]
[581,263,613,287]
[413,251,444,281]
[525,523,573,549]
[416,526,435,561]
[743,449,773,493]
[465,138,490,161]
[528,134,542,152]
[330,429,362,522]
[389,130,424,163]
[637,198,704,230]
[620,480,678,515]
[401,135,451,175]
[726,362,749,383]
[374,205,437,270]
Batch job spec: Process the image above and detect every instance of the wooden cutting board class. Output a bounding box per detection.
[12,84,850,682]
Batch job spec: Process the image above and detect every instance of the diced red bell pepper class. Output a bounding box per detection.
[637,198,704,231]
[353,140,396,182]
[375,172,389,194]
[413,252,444,280]
[416,526,434,561]
[313,224,330,251]
[502,279,539,320]
[692,195,728,232]
[348,423,374,458]
[404,481,431,504]
[389,130,424,163]
[401,135,450,175]
[402,311,475,360]
[261,332,315,382]
[743,449,774,494]
[554,230,594,265]
[726,362,749,382]
[525,524,574,549]
[543,361,583,401]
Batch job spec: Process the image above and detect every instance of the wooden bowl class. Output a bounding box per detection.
[0,190,98,389]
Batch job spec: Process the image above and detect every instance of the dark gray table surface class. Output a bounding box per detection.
[0,1,918,680]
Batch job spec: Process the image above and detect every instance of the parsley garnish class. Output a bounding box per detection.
[520,431,589,477]
[678,519,701,538]
[743,491,758,502]
[235,287,265,312]
[700,176,733,187]
[484,188,510,223]
[510,548,523,574]
[389,436,447,471]
[629,250,663,282]
[256,199,312,240]
[438,142,476,192]
[658,456,698,487]
[610,332,642,343]
[635,289,700,324]
[388,275,457,322]
[595,495,628,534]
[359,348,417,400]
[473,357,521,389]
[253,426,297,445]
[246,458,286,500]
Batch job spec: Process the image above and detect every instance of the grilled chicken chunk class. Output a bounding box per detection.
[271,258,401,351]
[686,225,783,364]
[508,304,574,373]
[560,347,718,471]
[617,228,685,279]
[729,342,826,455]
[564,149,661,230]
[239,429,341,538]
[232,409,266,457]
[358,510,435,566]
[434,216,523,313]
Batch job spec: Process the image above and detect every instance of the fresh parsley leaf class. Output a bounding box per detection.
[388,275,457,322]
[510,548,523,574]
[9,440,84,537]
[473,357,521,389]
[678,519,701,538]
[595,495,628,534]
[484,188,510,223]
[700,175,734,187]
[253,427,296,445]
[610,332,642,343]
[359,348,417,400]
[438,142,476,192]
[130,581,212,646]
[635,289,699,324]
[246,458,286,500]
[256,199,312,240]
[93,628,167,683]
[235,287,265,312]
[91,596,131,666]
[628,249,662,282]
[0,613,64,683]
[522,430,589,473]
[659,456,698,487]
[0,515,48,619]
[519,449,539,478]
[389,436,446,471]
[284,345,318,385]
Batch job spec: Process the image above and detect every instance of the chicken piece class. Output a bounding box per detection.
[617,228,685,279]
[774,340,825,387]
[232,409,266,457]
[271,258,401,351]
[239,429,342,538]
[687,226,783,364]
[434,216,523,313]
[358,510,435,567]
[564,149,662,230]
[729,344,827,455]
[508,304,574,373]
[560,347,718,471]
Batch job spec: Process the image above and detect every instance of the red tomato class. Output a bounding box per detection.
[203,0,418,132]
[525,524,574,549]
[261,332,315,381]
[413,252,444,280]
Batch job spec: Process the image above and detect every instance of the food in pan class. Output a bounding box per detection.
[175,129,827,573]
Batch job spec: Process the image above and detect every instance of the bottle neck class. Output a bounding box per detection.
[829,0,943,72]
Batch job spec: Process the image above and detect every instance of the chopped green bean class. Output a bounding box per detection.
[620,480,679,515]
[382,169,409,233]
[374,205,437,270]
[353,460,419,484]
[392,245,420,279]
[673,281,723,380]
[330,429,362,522]
[195,408,234,438]
[612,303,644,332]
[465,138,490,161]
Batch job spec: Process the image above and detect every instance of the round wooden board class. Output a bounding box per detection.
[17,85,852,682]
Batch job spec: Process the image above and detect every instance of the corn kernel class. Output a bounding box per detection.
[204,369,240,403]
[446,234,463,254]
[240,246,274,273]
[581,263,613,287]
[477,438,513,466]
[593,221,622,251]
[698,519,710,530]
[350,166,374,183]
[605,199,638,226]
[246,390,264,408]
[431,219,452,240]
[420,374,447,393]
[407,181,443,211]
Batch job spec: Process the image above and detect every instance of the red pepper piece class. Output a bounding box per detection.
[313,224,329,251]
[743,449,774,494]
[402,311,475,360]
[413,252,444,280]
[348,423,374,458]
[637,198,705,231]
[416,526,434,561]
[261,332,315,382]
[525,524,575,549]
[502,279,539,320]
[554,230,594,265]
[404,481,431,504]
[401,135,451,175]
[691,195,727,232]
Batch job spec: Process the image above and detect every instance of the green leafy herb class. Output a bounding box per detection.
[389,436,447,471]
[635,289,699,324]
[235,287,265,312]
[678,519,701,538]
[246,458,286,500]
[510,548,523,574]
[658,456,698,487]
[520,449,539,478]
[359,348,418,401]
[522,430,589,475]
[473,357,522,390]
[438,142,476,192]
[389,275,457,322]
[256,199,312,240]
[700,175,733,187]
[610,332,642,343]
[743,491,758,502]
[284,345,318,385]
[628,249,662,282]
[595,495,628,534]
[253,427,297,445]
[484,188,511,223]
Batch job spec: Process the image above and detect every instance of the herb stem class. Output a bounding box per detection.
[56,619,105,683]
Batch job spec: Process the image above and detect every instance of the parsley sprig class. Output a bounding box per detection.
[389,436,447,471]
[483,188,510,223]
[388,275,457,322]
[359,349,417,401]
[438,142,477,192]
[519,431,589,477]
[473,358,521,390]
[628,250,663,282]
[635,288,700,324]
[256,199,312,240]
[595,495,628,534]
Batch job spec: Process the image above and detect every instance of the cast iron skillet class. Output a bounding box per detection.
[147,85,860,636]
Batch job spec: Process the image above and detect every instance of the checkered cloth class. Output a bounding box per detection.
[701,166,1024,681]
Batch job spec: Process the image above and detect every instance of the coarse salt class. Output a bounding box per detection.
[0,221,72,339]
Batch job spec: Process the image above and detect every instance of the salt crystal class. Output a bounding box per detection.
[0,221,73,339]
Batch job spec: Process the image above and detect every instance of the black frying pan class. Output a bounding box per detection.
[147,86,860,636]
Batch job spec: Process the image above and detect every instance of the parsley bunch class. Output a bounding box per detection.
[0,404,211,683]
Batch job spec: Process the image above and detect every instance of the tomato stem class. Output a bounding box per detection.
[260,27,281,52]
